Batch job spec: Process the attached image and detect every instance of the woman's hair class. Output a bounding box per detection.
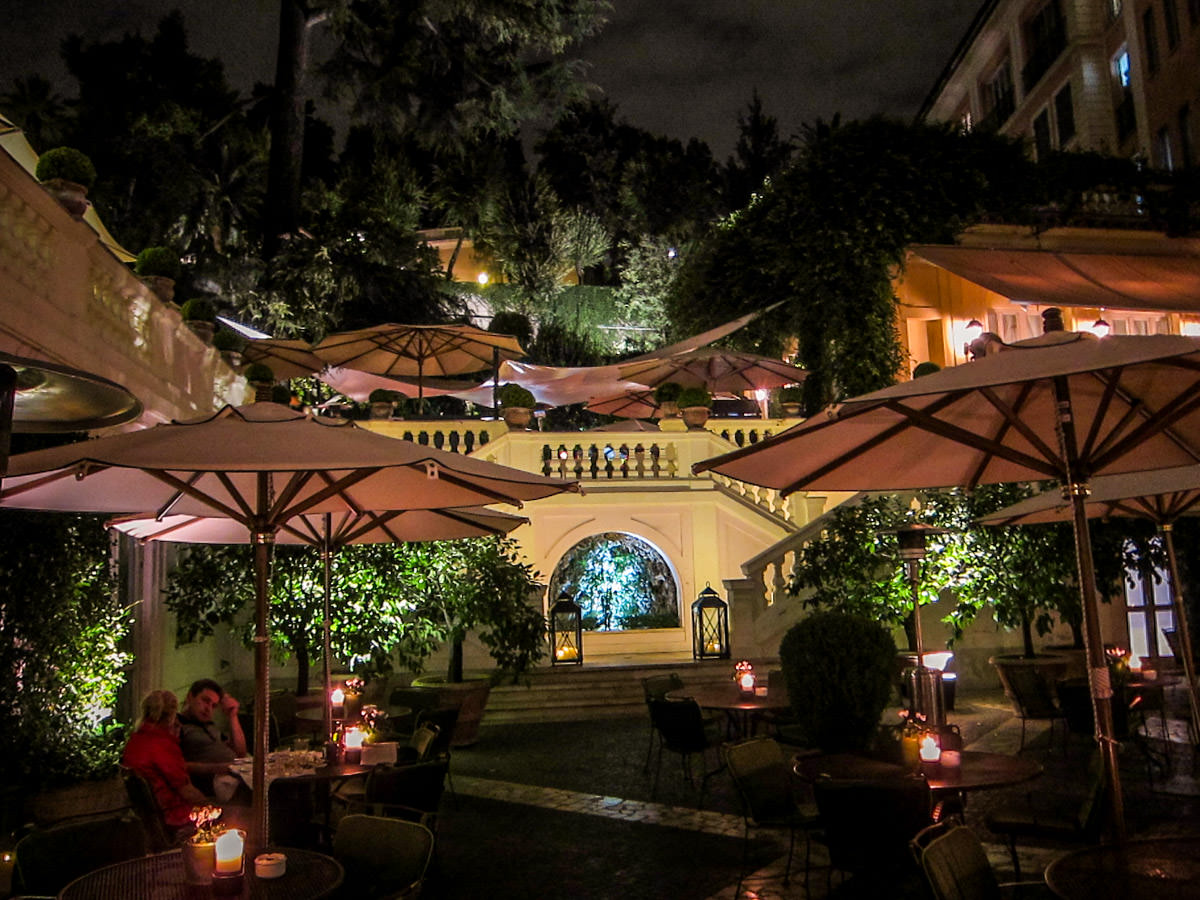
[140,689,179,726]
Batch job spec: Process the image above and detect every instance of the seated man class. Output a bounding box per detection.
[122,690,209,840]
[177,678,248,801]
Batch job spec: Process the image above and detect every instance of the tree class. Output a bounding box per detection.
[723,90,794,209]
[0,75,69,150]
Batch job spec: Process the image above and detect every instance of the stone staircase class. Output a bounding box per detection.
[483,658,775,725]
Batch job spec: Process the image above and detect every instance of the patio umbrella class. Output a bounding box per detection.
[240,338,323,381]
[109,505,527,744]
[616,349,806,394]
[586,389,661,419]
[978,465,1200,742]
[0,401,578,850]
[311,324,525,412]
[696,310,1200,840]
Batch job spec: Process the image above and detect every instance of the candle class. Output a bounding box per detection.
[331,687,345,719]
[214,829,244,875]
[919,734,941,763]
[705,641,720,654]
[555,646,578,661]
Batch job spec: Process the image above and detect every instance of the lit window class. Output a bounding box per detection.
[1123,539,1175,663]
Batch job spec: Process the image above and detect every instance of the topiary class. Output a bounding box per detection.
[912,361,942,378]
[676,386,712,409]
[179,297,216,322]
[212,329,245,353]
[778,384,805,403]
[35,147,97,191]
[488,311,533,349]
[778,610,897,752]
[243,362,275,384]
[134,246,182,280]
[497,383,535,408]
[653,382,683,403]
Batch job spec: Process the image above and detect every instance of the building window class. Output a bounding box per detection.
[1055,83,1076,145]
[1180,105,1194,167]
[1124,541,1175,664]
[1157,125,1175,169]
[980,61,1016,131]
[1143,8,1160,73]
[1115,48,1132,87]
[1164,0,1181,48]
[1023,0,1068,91]
[1033,108,1053,159]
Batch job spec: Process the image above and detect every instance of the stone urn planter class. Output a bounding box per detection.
[140,275,176,303]
[409,675,492,747]
[680,406,711,429]
[501,407,533,430]
[41,178,90,219]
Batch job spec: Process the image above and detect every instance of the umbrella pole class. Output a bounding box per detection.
[322,513,333,746]
[1056,375,1125,842]
[492,348,500,416]
[250,528,274,856]
[0,363,14,479]
[1161,524,1200,744]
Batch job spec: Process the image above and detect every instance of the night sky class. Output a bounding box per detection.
[0,0,983,158]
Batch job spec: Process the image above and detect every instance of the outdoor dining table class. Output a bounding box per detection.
[1043,836,1200,899]
[57,847,343,899]
[666,684,790,738]
[794,750,1043,795]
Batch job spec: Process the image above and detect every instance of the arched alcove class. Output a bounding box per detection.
[548,532,680,632]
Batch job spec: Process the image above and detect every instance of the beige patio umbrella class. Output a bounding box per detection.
[978,465,1200,742]
[110,506,527,745]
[240,338,324,381]
[0,401,578,850]
[586,389,661,419]
[312,324,526,413]
[696,311,1200,841]
[617,348,806,393]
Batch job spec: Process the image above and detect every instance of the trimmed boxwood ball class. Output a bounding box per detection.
[497,383,535,408]
[779,610,896,752]
[35,147,97,190]
[487,311,533,349]
[675,386,712,408]
[243,362,275,384]
[211,329,245,353]
[653,381,683,403]
[778,384,805,403]
[134,246,182,280]
[179,298,216,322]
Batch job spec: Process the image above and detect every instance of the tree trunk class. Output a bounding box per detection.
[1021,615,1036,658]
[447,638,465,683]
[294,640,310,696]
[264,0,309,259]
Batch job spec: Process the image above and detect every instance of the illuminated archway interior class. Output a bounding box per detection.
[549,532,679,632]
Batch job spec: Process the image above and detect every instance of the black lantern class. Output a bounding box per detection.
[692,584,730,660]
[549,591,583,666]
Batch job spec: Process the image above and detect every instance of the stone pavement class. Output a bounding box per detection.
[418,688,1200,899]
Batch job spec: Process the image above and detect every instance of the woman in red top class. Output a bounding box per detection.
[122,690,209,837]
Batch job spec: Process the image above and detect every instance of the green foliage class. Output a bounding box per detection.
[35,146,97,190]
[912,361,942,378]
[497,383,536,409]
[179,297,216,322]
[526,321,605,367]
[778,385,805,403]
[779,611,896,752]
[652,382,683,403]
[675,386,712,408]
[488,311,534,349]
[243,362,275,384]
[0,511,131,785]
[550,533,678,632]
[368,389,407,405]
[133,246,182,279]
[211,328,246,353]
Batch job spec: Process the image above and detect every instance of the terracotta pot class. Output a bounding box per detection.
[680,406,711,429]
[781,402,802,417]
[369,401,393,420]
[502,407,533,430]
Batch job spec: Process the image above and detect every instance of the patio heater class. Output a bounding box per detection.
[550,591,583,665]
[884,523,952,727]
[692,584,730,660]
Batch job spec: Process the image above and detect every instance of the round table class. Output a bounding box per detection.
[1044,837,1200,899]
[667,684,790,738]
[795,750,1043,794]
[58,847,343,899]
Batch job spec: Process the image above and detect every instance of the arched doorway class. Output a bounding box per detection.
[548,532,679,632]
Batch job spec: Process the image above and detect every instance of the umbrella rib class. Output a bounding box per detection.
[277,468,378,521]
[0,464,90,499]
[965,383,1041,487]
[1078,369,1122,460]
[149,470,253,524]
[1090,382,1200,472]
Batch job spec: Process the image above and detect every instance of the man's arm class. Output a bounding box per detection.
[222,694,248,756]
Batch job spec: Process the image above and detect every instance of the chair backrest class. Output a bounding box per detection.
[13,811,147,896]
[415,706,459,756]
[812,775,932,876]
[642,673,684,704]
[1006,667,1062,718]
[723,737,796,823]
[911,823,1003,900]
[408,723,440,761]
[364,759,449,819]
[334,814,435,898]
[649,698,710,754]
[120,766,173,853]
[237,711,280,755]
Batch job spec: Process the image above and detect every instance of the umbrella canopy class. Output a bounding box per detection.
[311,324,525,409]
[586,389,661,419]
[240,339,323,381]
[617,349,806,394]
[0,402,577,850]
[977,466,1200,740]
[696,315,1200,841]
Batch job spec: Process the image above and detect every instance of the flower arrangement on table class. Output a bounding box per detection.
[188,806,225,844]
[1105,645,1133,692]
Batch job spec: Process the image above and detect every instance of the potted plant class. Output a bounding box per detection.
[211,329,246,368]
[368,389,407,420]
[676,386,713,429]
[134,246,182,303]
[181,806,224,884]
[179,298,218,345]
[34,147,97,219]
[243,362,275,402]
[497,383,536,430]
[778,610,896,752]
[778,385,804,417]
[653,381,683,417]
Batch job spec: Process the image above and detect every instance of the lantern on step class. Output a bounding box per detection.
[692,584,730,660]
[550,591,583,665]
